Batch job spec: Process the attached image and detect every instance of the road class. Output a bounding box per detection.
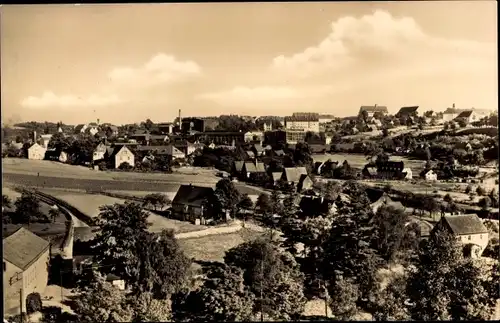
[2,172,264,195]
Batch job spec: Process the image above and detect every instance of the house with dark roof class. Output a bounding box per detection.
[395,106,419,118]
[233,161,245,175]
[251,143,264,156]
[365,188,405,213]
[242,161,266,179]
[432,214,489,258]
[454,110,477,124]
[358,105,388,118]
[171,184,218,223]
[3,228,51,315]
[376,161,408,180]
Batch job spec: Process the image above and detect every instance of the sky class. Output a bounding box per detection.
[1,2,497,125]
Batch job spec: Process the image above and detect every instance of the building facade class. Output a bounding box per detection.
[284,115,320,133]
[27,143,46,160]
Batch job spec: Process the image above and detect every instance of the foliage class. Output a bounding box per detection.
[14,191,45,224]
[129,291,172,322]
[255,193,271,214]
[369,274,410,321]
[214,178,242,218]
[118,161,133,170]
[143,193,171,211]
[26,292,42,314]
[48,208,60,223]
[2,194,12,210]
[476,185,486,196]
[224,239,307,320]
[328,276,359,320]
[73,273,134,322]
[172,264,255,322]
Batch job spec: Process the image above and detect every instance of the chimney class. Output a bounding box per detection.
[178,109,182,126]
[374,104,377,107]
[97,118,100,126]
[452,103,455,108]
[33,130,37,143]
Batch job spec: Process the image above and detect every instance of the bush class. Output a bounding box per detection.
[26,292,42,314]
[476,186,485,196]
[118,162,133,171]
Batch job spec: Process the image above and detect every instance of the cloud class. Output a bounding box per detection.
[198,85,333,106]
[108,53,202,87]
[20,91,122,109]
[271,10,496,77]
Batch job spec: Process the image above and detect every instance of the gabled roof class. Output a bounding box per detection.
[3,227,50,271]
[166,145,185,156]
[441,214,488,235]
[255,162,266,172]
[283,167,308,182]
[244,162,264,173]
[253,144,264,152]
[271,172,283,181]
[28,143,44,150]
[74,124,86,132]
[234,161,245,172]
[396,106,419,116]
[246,151,255,158]
[172,185,215,207]
[365,188,386,204]
[109,145,133,158]
[359,106,388,113]
[456,110,473,118]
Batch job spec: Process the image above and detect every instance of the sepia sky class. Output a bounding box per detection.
[1,2,497,125]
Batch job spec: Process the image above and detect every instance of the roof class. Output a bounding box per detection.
[109,145,133,158]
[172,185,215,207]
[365,188,386,204]
[243,162,264,173]
[283,167,308,182]
[456,110,473,118]
[167,145,185,156]
[74,124,86,132]
[441,214,488,235]
[359,106,388,114]
[396,106,419,116]
[443,108,469,114]
[284,116,319,122]
[253,144,264,152]
[246,151,255,158]
[275,149,285,156]
[3,227,50,271]
[234,161,245,172]
[271,172,283,181]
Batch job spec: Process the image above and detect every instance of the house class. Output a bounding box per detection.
[104,125,119,137]
[252,144,264,156]
[107,145,135,169]
[166,145,186,159]
[365,188,405,213]
[358,105,388,119]
[376,161,406,180]
[284,115,320,133]
[233,161,245,175]
[313,161,325,175]
[171,184,218,223]
[3,228,51,315]
[40,134,53,149]
[281,167,312,192]
[432,214,489,258]
[395,106,419,118]
[27,143,46,160]
[442,104,471,122]
[74,124,88,134]
[402,167,413,180]
[106,274,126,290]
[274,149,285,157]
[244,131,264,143]
[422,169,438,181]
[454,110,475,124]
[93,142,109,161]
[157,122,175,134]
[271,172,283,185]
[246,150,255,159]
[44,149,69,163]
[242,161,266,179]
[86,123,100,136]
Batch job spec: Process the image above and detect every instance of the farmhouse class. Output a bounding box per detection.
[358,105,388,119]
[422,169,438,181]
[27,143,46,160]
[432,214,489,258]
[271,172,283,186]
[395,106,419,118]
[242,161,266,179]
[107,145,135,169]
[93,143,108,161]
[171,184,218,223]
[233,161,245,175]
[3,228,51,315]
[365,188,405,213]
[281,167,313,192]
[166,145,186,159]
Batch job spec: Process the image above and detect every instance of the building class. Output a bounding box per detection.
[281,167,312,192]
[181,117,205,133]
[45,149,69,163]
[27,143,46,160]
[242,161,266,179]
[244,131,264,143]
[376,161,406,180]
[251,143,264,157]
[318,114,335,124]
[271,172,283,186]
[171,184,218,223]
[402,167,413,180]
[366,188,405,213]
[432,214,489,258]
[93,142,108,161]
[358,105,388,118]
[395,106,419,118]
[233,161,245,176]
[74,124,88,134]
[264,129,286,147]
[107,145,135,169]
[157,123,175,134]
[104,125,119,137]
[166,144,186,159]
[285,130,307,144]
[194,131,245,145]
[284,115,320,133]
[3,228,51,315]
[442,104,470,122]
[422,169,438,181]
[40,134,53,149]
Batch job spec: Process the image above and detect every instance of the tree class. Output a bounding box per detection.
[382,128,389,137]
[73,272,134,322]
[2,194,12,210]
[476,186,485,196]
[144,119,154,131]
[407,227,497,320]
[369,274,410,321]
[465,184,473,194]
[214,178,241,218]
[255,193,271,214]
[236,194,254,223]
[457,118,468,128]
[143,193,171,211]
[172,264,255,322]
[14,191,44,224]
[478,197,491,210]
[328,276,359,320]
[130,292,172,322]
[224,240,307,320]
[26,292,42,314]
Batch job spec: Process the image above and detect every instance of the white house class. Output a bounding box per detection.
[284,115,320,133]
[423,169,437,181]
[402,167,413,180]
[93,143,108,161]
[433,214,489,258]
[244,131,264,143]
[166,145,186,159]
[110,145,135,169]
[27,143,46,160]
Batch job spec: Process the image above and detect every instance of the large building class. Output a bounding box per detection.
[284,114,320,133]
[358,105,388,118]
[181,117,205,134]
[3,228,51,315]
[193,131,245,145]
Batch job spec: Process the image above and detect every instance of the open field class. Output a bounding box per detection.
[180,227,265,262]
[312,153,427,173]
[2,158,263,195]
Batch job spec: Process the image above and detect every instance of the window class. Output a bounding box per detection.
[480,234,483,239]
[468,235,471,241]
